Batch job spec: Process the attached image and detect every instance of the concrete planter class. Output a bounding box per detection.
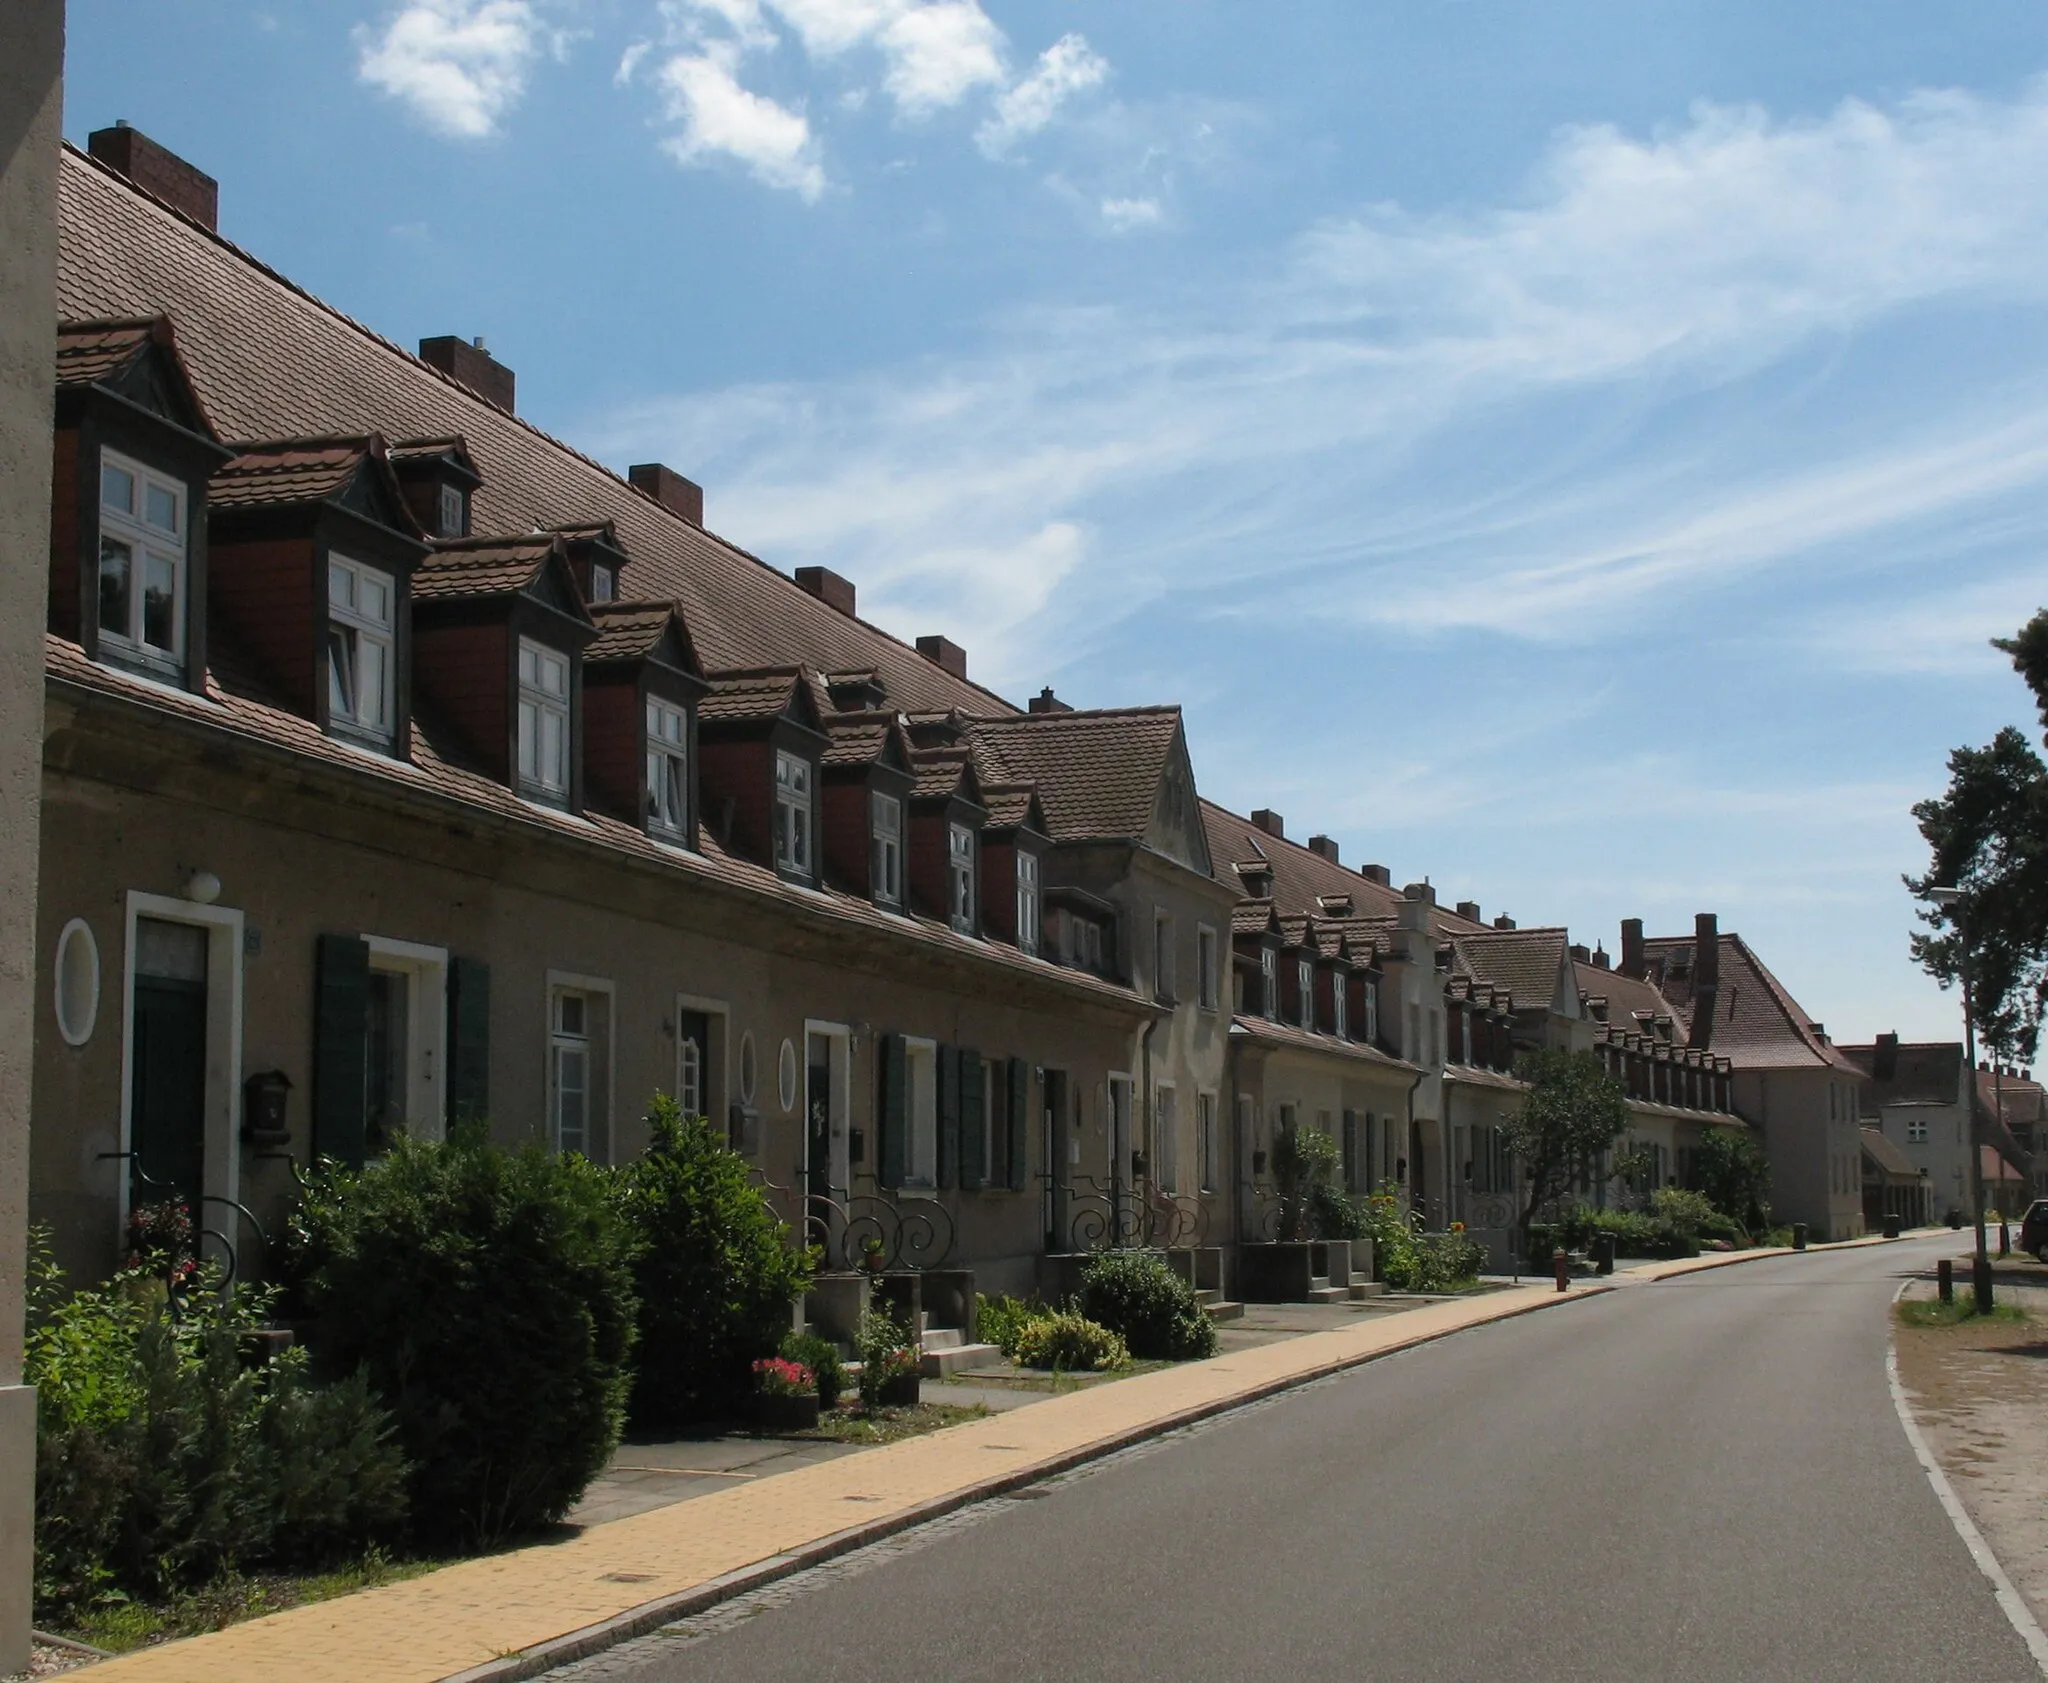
[1237,1241,1317,1302]
[756,1391,821,1432]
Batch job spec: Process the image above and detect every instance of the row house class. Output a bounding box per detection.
[1843,1038,2036,1221]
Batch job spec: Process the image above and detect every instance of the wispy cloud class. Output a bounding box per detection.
[978,32,1109,156]
[655,39,826,199]
[356,0,550,138]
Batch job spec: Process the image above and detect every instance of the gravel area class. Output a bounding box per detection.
[1,1637,100,1678]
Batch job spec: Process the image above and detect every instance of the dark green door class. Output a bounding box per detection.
[130,917,209,1211]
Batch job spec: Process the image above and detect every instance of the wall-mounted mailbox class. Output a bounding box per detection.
[242,1069,292,1146]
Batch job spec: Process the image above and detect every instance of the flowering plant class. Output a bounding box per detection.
[871,1344,919,1382]
[1449,1221,1466,1235]
[752,1356,816,1398]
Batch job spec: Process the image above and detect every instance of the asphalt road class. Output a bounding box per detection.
[556,1235,2040,1683]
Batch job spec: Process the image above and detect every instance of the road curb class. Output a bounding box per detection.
[441,1285,1597,1682]
[1626,1229,1942,1285]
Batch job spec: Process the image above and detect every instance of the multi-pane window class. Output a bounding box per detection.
[1153,913,1176,1003]
[589,564,615,604]
[327,556,396,745]
[1015,849,1040,954]
[1363,980,1379,1045]
[1907,1119,1929,1144]
[1197,926,1219,1010]
[646,696,688,838]
[517,639,571,800]
[1198,1091,1217,1192]
[98,449,184,662]
[948,822,976,931]
[871,792,903,906]
[1260,947,1278,1019]
[1155,1085,1179,1192]
[551,990,590,1156]
[435,482,467,538]
[774,751,813,876]
[1333,973,1349,1039]
[1298,958,1314,1028]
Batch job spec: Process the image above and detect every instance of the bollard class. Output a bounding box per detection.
[1938,1257,1954,1304]
[1974,1252,1996,1315]
[2000,1220,2011,1259]
[1792,1222,1808,1251]
[1554,1248,1569,1293]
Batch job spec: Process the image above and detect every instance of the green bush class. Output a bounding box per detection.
[26,1233,406,1617]
[616,1096,813,1431]
[1077,1250,1217,1361]
[291,1133,636,1549]
[1272,1126,1342,1240]
[1528,1205,1697,1262]
[975,1293,1043,1359]
[853,1305,919,1409]
[1307,1184,1370,1242]
[1012,1312,1129,1372]
[780,1331,844,1410]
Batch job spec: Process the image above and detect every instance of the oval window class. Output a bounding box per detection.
[54,918,100,1046]
[738,1032,758,1106]
[778,1038,799,1113]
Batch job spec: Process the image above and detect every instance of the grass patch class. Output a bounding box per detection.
[800,1402,991,1445]
[53,1550,448,1654]
[1897,1296,2030,1329]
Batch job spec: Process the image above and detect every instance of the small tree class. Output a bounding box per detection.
[1688,1127,1771,1236]
[1501,1048,1629,1252]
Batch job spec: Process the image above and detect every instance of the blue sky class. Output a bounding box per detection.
[64,0,2048,1049]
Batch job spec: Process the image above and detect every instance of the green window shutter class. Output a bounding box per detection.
[959,1051,986,1189]
[937,1046,961,1189]
[313,933,370,1169]
[447,955,491,1130]
[1006,1057,1030,1191]
[877,1032,907,1189]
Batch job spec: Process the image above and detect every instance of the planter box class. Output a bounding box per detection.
[878,1371,920,1407]
[804,1273,872,1345]
[756,1391,822,1432]
[1237,1241,1317,1302]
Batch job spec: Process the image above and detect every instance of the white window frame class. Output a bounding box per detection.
[1333,972,1349,1039]
[328,554,398,747]
[1015,848,1040,955]
[675,992,730,1137]
[517,638,572,802]
[1154,1081,1180,1193]
[871,791,903,907]
[1298,958,1315,1029]
[1907,1118,1929,1144]
[1197,924,1219,1011]
[948,821,976,933]
[117,892,244,1245]
[1154,912,1177,1003]
[904,1036,939,1186]
[646,694,689,840]
[435,481,466,538]
[775,750,814,877]
[362,935,449,1144]
[97,446,187,666]
[545,971,614,1162]
[1260,946,1278,1020]
[588,563,616,604]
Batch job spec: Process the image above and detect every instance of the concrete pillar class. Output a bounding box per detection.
[0,0,64,1666]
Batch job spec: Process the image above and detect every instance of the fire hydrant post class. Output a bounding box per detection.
[1554,1248,1568,1293]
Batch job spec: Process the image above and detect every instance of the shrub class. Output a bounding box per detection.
[291,1133,636,1549]
[25,1232,406,1617]
[616,1096,813,1432]
[752,1357,815,1397]
[780,1331,844,1410]
[1272,1126,1341,1240]
[1307,1184,1370,1242]
[1011,1312,1129,1372]
[1528,1205,1696,1262]
[975,1293,1043,1359]
[1389,1228,1486,1291]
[1077,1250,1217,1361]
[854,1306,919,1409]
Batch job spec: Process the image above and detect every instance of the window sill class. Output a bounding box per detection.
[95,646,195,696]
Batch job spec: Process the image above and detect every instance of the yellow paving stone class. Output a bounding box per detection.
[86,1284,1569,1683]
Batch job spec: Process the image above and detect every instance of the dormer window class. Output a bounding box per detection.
[1015,850,1040,955]
[775,750,813,877]
[1298,958,1314,1028]
[326,556,396,747]
[948,822,976,933]
[646,695,688,839]
[436,482,468,539]
[98,449,185,665]
[517,638,571,803]
[872,791,903,906]
[1334,974,1349,1039]
[589,564,615,604]
[1261,947,1278,1020]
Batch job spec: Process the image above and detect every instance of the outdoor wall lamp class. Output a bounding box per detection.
[183,869,221,905]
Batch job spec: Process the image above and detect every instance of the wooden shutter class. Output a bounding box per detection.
[877,1032,907,1189]
[312,933,370,1168]
[1341,1109,1357,1192]
[446,955,490,1129]
[937,1046,960,1190]
[1006,1057,1030,1190]
[959,1051,986,1188]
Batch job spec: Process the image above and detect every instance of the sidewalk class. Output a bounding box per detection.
[83,1282,1580,1683]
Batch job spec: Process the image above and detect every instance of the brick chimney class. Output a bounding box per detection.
[1620,918,1646,980]
[1456,900,1481,923]
[1308,834,1340,864]
[1403,882,1436,905]
[1251,810,1285,840]
[1591,944,1611,970]
[1569,942,1590,963]
[1688,912,1720,1050]
[916,635,967,679]
[420,335,516,412]
[628,462,703,525]
[1492,914,1516,930]
[1874,1031,1900,1081]
[1028,687,1071,714]
[88,122,218,230]
[1359,863,1392,886]
[794,566,856,616]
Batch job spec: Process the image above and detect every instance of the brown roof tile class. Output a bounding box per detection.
[1451,927,1571,1011]
[56,315,162,387]
[966,708,1180,843]
[410,533,563,600]
[208,435,382,510]
[1644,931,1862,1073]
[585,600,684,665]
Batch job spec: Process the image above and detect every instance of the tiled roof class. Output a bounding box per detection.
[56,315,161,387]
[820,713,898,768]
[585,600,681,664]
[1445,1065,1526,1095]
[1574,960,1680,1031]
[909,745,977,802]
[1452,927,1571,1012]
[980,783,1040,831]
[55,145,1019,715]
[1232,901,1278,937]
[1861,1128,1923,1180]
[209,436,380,510]
[700,668,808,725]
[1643,931,1860,1072]
[1840,1041,1964,1109]
[411,534,561,600]
[1229,1014,1419,1075]
[967,708,1180,843]
[390,434,477,471]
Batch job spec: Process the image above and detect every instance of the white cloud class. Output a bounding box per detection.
[1099,195,1162,233]
[656,42,826,199]
[356,0,546,139]
[616,39,653,84]
[978,33,1109,156]
[874,2,1006,116]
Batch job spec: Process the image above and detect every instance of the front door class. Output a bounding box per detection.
[130,917,209,1214]
[1043,1068,1069,1250]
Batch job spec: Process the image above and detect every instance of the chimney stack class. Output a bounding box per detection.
[916,635,967,679]
[1308,834,1340,864]
[1492,914,1516,930]
[88,122,218,230]
[1028,687,1072,714]
[628,462,704,525]
[1874,1031,1900,1081]
[1403,882,1437,905]
[793,566,856,616]
[1456,900,1481,923]
[1620,918,1646,980]
[1359,863,1392,886]
[419,335,517,412]
[1592,944,1610,970]
[1569,942,1591,963]
[1250,809,1285,840]
[1688,912,1720,1050]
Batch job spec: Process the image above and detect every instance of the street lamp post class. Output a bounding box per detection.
[1929,886,1994,1313]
